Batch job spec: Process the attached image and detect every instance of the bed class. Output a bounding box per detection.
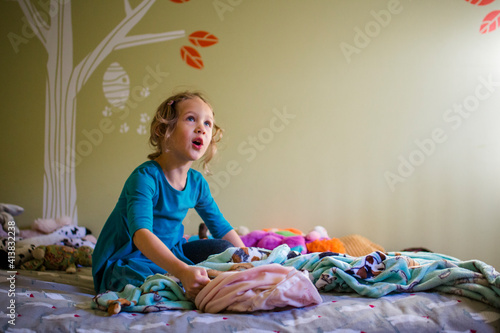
[1,244,499,333]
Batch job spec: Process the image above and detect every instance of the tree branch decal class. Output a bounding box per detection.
[124,0,133,16]
[73,0,171,92]
[114,30,186,50]
[17,0,49,46]
[15,0,186,223]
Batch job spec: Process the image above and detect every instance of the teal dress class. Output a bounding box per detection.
[92,161,233,293]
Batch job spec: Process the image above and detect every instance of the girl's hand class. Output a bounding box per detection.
[178,266,210,300]
[132,229,211,299]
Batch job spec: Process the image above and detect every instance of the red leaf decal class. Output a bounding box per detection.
[180,46,204,69]
[465,0,495,5]
[189,31,219,47]
[480,10,500,33]
[170,0,190,3]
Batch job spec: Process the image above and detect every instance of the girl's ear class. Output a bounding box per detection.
[155,122,170,140]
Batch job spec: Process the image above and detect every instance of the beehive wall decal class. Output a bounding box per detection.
[102,62,130,109]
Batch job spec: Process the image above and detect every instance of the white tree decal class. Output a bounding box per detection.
[17,0,185,224]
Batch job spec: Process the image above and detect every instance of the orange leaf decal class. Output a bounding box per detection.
[180,46,204,69]
[189,31,219,47]
[480,10,500,33]
[465,0,495,5]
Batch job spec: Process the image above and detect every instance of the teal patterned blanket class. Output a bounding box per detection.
[92,245,500,314]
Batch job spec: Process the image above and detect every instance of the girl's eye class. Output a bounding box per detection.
[204,121,212,127]
[187,116,195,122]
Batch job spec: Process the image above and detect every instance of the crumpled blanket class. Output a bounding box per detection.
[92,273,196,314]
[285,249,500,308]
[92,244,500,315]
[195,263,322,313]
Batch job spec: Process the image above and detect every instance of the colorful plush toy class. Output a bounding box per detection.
[306,238,346,254]
[303,226,346,253]
[20,245,93,273]
[262,228,304,236]
[240,230,307,253]
[238,226,350,254]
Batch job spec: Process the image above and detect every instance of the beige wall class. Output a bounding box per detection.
[1,0,499,270]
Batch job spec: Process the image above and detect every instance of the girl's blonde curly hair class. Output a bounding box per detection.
[147,91,223,174]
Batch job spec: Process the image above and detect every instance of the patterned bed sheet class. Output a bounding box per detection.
[1,268,499,332]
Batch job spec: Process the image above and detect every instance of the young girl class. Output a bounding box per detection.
[92,91,244,299]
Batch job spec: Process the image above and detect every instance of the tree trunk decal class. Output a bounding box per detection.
[17,0,185,224]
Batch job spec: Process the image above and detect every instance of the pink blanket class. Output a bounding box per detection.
[195,264,322,313]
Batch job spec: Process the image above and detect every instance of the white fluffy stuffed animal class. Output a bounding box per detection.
[0,203,23,236]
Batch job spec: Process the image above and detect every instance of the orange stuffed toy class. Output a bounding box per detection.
[306,238,346,254]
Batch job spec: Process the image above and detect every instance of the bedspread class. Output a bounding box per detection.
[2,268,499,332]
[92,245,500,315]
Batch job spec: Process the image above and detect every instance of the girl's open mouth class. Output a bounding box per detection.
[192,138,203,149]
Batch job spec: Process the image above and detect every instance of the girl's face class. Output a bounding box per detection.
[166,97,214,164]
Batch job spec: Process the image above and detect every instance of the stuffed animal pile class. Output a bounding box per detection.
[237,226,346,254]
[20,245,93,273]
[0,202,96,272]
[233,226,386,257]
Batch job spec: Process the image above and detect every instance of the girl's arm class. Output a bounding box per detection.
[222,229,245,247]
[133,228,210,299]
